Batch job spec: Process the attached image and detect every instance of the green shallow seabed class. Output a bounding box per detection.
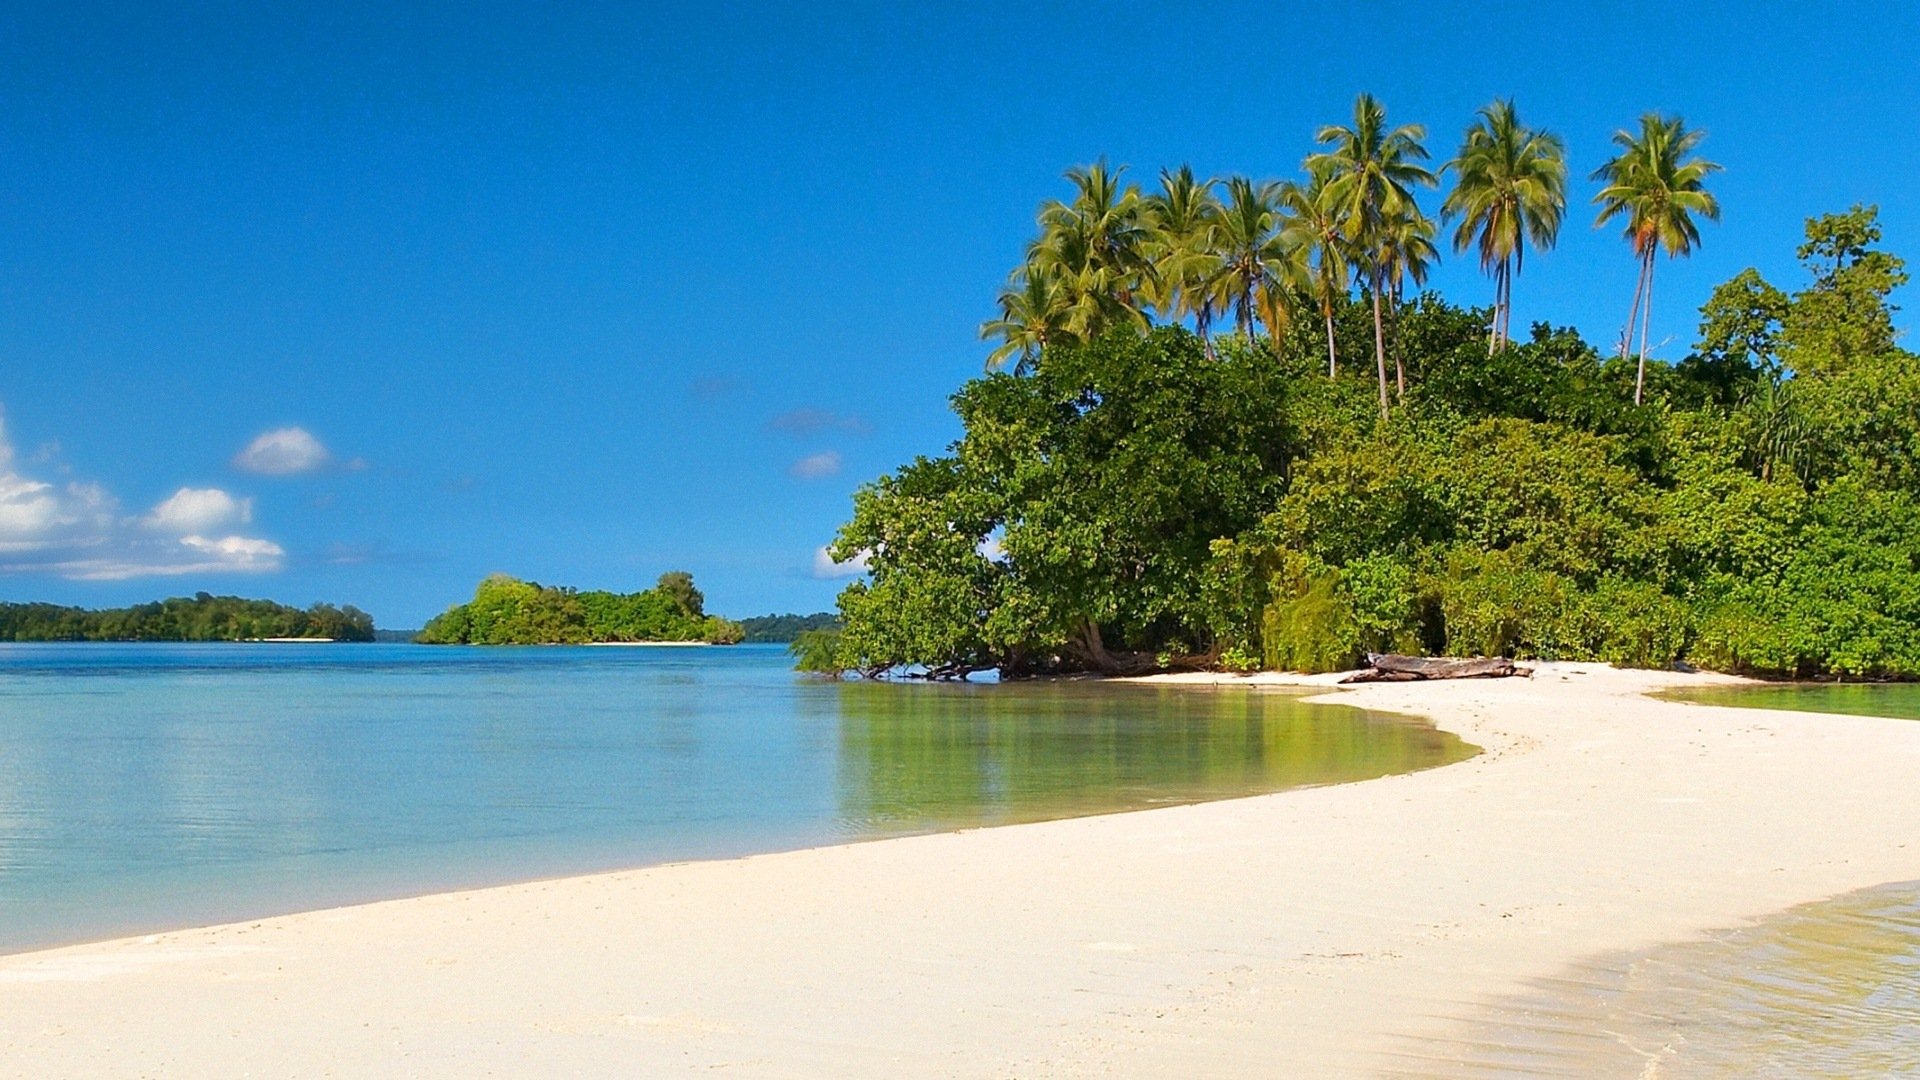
[1660,682,1920,721]
[829,679,1478,832]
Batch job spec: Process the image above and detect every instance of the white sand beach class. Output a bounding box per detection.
[4,663,1919,1077]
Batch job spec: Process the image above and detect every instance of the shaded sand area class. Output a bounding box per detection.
[5,664,1920,1077]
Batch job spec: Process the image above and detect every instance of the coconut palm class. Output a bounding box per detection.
[1280,162,1351,377]
[1440,99,1567,352]
[1029,159,1151,330]
[1372,204,1439,395]
[1310,93,1437,417]
[1592,113,1722,404]
[1143,165,1226,356]
[1028,211,1144,340]
[1212,176,1302,355]
[981,263,1073,373]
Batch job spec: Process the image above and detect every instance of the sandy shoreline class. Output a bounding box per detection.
[5,664,1920,1076]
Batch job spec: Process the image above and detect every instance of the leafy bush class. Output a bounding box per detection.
[419,572,743,645]
[789,628,845,676]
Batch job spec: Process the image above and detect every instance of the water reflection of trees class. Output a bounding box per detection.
[828,683,1469,833]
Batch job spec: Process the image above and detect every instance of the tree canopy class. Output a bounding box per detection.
[0,593,375,642]
[822,201,1920,681]
[417,572,744,645]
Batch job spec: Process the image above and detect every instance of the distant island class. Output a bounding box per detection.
[737,612,840,644]
[0,593,375,642]
[417,572,745,645]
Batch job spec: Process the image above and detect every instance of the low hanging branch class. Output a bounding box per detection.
[1340,653,1532,683]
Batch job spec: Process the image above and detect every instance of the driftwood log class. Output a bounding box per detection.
[1340,653,1532,683]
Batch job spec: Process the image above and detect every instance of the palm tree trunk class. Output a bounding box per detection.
[1486,262,1499,355]
[1198,306,1216,362]
[1621,252,1650,361]
[1323,304,1338,377]
[1635,252,1656,405]
[1489,259,1509,353]
[1500,259,1514,348]
[1371,282,1389,420]
[1392,283,1406,398]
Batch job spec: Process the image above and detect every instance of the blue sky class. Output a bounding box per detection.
[0,1,1914,627]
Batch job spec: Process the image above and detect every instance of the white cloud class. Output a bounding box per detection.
[233,427,330,475]
[0,408,287,580]
[811,545,870,579]
[181,534,284,566]
[49,534,286,581]
[789,451,843,480]
[142,487,252,533]
[0,475,70,540]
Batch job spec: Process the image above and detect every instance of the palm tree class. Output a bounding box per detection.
[1029,159,1151,337]
[1372,203,1439,395]
[1310,93,1437,417]
[1592,113,1722,404]
[1026,215,1138,340]
[1440,99,1567,352]
[1143,165,1225,356]
[1280,162,1350,377]
[1213,176,1303,355]
[981,263,1073,373]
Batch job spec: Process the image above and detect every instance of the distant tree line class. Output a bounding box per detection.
[738,612,840,643]
[0,593,375,642]
[417,571,745,645]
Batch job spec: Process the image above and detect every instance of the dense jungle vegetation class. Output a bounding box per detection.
[738,612,840,643]
[0,593,375,641]
[418,571,745,645]
[810,96,1917,680]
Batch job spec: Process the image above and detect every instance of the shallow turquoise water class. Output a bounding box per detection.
[1662,682,1920,721]
[0,643,1468,953]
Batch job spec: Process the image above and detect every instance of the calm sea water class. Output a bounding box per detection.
[0,643,1469,954]
[1663,682,1920,721]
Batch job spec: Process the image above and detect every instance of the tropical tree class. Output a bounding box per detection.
[1280,162,1351,377]
[1592,113,1722,404]
[1440,99,1567,352]
[1311,93,1437,417]
[1143,165,1226,356]
[1028,159,1151,338]
[1372,203,1439,395]
[981,263,1073,372]
[1213,176,1303,355]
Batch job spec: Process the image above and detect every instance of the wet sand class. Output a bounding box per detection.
[4,663,1919,1077]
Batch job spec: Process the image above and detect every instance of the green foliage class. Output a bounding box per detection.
[1693,267,1786,379]
[0,593,375,642]
[788,628,846,676]
[1261,559,1358,674]
[418,572,743,645]
[1782,205,1908,374]
[834,202,1920,680]
[738,612,841,643]
[833,328,1292,677]
[1217,644,1262,674]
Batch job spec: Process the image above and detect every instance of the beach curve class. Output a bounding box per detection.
[4,663,1919,1077]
